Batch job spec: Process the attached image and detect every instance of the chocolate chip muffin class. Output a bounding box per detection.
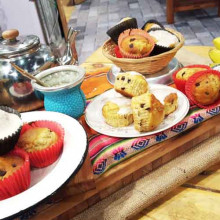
[17,127,58,152]
[0,154,24,180]
[164,93,178,116]
[102,100,133,127]
[186,71,220,106]
[131,92,165,132]
[114,72,148,97]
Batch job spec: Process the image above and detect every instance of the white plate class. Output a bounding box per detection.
[85,84,189,138]
[0,111,88,219]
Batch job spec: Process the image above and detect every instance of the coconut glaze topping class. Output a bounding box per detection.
[0,110,22,139]
[149,30,179,48]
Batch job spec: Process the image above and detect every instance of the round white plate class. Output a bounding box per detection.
[85,84,189,138]
[0,111,88,219]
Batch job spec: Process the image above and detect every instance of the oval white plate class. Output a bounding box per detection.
[0,111,88,219]
[85,84,189,138]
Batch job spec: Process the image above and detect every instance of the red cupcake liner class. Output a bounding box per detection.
[0,148,30,201]
[115,46,123,58]
[19,120,65,168]
[185,70,220,109]
[118,29,155,59]
[173,64,211,94]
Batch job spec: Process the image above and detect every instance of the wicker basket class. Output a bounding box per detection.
[102,28,184,74]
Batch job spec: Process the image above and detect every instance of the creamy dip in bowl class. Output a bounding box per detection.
[32,65,86,118]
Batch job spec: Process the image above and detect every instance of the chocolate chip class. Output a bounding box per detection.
[12,163,17,168]
[0,170,6,177]
[127,79,131,83]
[121,76,125,81]
[195,82,200,87]
[121,87,125,90]
[117,77,119,80]
[129,43,134,48]
[206,81,208,84]
[181,72,185,77]
[205,91,209,95]
[145,107,151,111]
[130,38,136,42]
[140,104,145,108]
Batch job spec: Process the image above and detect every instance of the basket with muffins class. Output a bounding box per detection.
[103,18,184,74]
[0,106,65,200]
[173,65,220,109]
[102,72,179,132]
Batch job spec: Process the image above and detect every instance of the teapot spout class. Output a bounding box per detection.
[57,27,80,65]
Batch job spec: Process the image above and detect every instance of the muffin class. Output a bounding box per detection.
[148,28,179,55]
[114,72,149,97]
[173,65,211,94]
[0,106,23,155]
[118,29,155,58]
[164,93,178,116]
[17,120,64,168]
[107,17,138,44]
[142,19,164,32]
[185,70,220,108]
[131,92,165,132]
[102,100,133,127]
[0,148,30,201]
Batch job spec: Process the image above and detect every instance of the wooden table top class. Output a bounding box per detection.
[84,45,220,220]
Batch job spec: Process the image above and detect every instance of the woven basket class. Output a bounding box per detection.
[102,28,184,74]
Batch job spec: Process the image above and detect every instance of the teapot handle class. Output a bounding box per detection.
[2,29,19,41]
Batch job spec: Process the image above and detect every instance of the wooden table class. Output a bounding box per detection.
[82,45,220,220]
[28,46,220,220]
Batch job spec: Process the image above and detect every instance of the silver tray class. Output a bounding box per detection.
[107,58,182,85]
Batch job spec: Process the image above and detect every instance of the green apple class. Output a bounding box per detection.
[213,37,220,50]
[209,48,220,63]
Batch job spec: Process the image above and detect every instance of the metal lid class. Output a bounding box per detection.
[0,29,40,57]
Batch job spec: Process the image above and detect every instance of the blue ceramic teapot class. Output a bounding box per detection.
[32,65,86,119]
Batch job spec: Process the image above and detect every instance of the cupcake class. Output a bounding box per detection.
[185,70,220,109]
[0,148,30,200]
[17,120,64,168]
[142,19,164,32]
[107,17,138,44]
[131,92,165,132]
[114,71,149,97]
[0,106,23,155]
[164,93,178,116]
[118,29,155,58]
[173,65,211,94]
[148,28,179,55]
[102,100,133,127]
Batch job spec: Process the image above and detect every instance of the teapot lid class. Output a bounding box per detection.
[0,29,40,57]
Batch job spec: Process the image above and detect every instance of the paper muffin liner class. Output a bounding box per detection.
[0,106,22,156]
[142,20,164,32]
[18,120,65,168]
[173,64,211,94]
[115,46,123,58]
[185,70,220,109]
[107,18,138,44]
[0,147,30,201]
[118,29,155,59]
[148,28,179,55]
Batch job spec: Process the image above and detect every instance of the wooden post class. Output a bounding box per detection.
[166,0,174,24]
[57,0,69,40]
[218,0,220,16]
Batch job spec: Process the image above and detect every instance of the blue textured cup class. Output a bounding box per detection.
[32,65,86,119]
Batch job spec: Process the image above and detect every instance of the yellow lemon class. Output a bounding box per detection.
[209,48,220,63]
[213,37,220,50]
